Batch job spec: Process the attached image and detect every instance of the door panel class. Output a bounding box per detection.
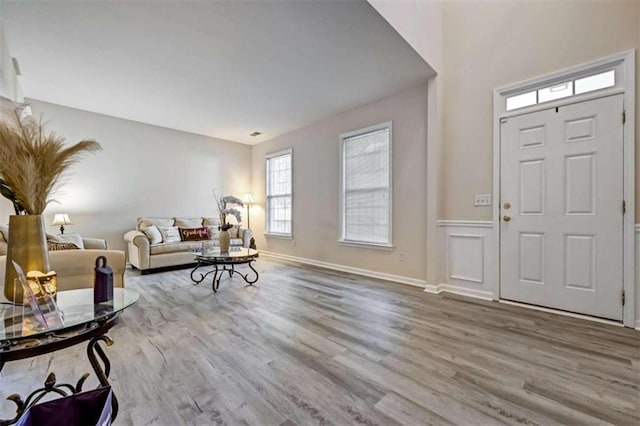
[500,94,623,320]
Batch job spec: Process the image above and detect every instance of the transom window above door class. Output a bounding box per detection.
[506,69,617,111]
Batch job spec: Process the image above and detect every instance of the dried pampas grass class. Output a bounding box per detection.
[0,107,101,215]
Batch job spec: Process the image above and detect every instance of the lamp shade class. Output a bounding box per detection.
[243,193,254,204]
[52,213,73,226]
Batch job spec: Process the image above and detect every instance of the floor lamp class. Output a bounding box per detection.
[243,193,257,250]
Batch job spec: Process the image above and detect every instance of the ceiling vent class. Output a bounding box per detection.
[250,131,262,137]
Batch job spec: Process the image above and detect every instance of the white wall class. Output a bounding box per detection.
[250,83,428,282]
[0,23,21,103]
[18,100,251,250]
[368,0,442,73]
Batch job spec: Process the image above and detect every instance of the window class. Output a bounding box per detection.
[537,81,573,103]
[506,91,537,111]
[340,122,392,247]
[506,69,617,111]
[265,149,292,236]
[575,70,615,94]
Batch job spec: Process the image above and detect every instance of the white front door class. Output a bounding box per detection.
[500,94,624,321]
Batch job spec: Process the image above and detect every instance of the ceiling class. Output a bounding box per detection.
[1,0,433,145]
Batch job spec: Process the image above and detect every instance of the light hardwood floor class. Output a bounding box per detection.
[1,258,639,425]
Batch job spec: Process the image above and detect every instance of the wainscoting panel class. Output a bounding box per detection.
[448,234,484,283]
[429,220,495,300]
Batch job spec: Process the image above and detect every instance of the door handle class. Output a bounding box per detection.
[503,215,511,222]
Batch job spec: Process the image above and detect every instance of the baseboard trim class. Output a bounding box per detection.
[436,220,494,228]
[423,283,494,301]
[260,251,427,288]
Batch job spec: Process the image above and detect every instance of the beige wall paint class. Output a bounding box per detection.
[250,83,428,281]
[442,0,638,220]
[366,0,444,285]
[13,100,251,250]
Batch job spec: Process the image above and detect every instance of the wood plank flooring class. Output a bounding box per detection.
[1,257,639,425]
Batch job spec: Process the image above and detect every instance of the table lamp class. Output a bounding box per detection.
[52,214,72,235]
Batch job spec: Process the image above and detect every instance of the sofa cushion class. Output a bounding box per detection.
[150,241,203,255]
[229,226,239,239]
[203,217,221,228]
[48,233,85,249]
[141,224,163,244]
[48,241,80,251]
[175,218,203,228]
[179,227,209,241]
[201,240,218,250]
[137,217,174,231]
[0,224,8,242]
[230,238,243,246]
[158,226,181,243]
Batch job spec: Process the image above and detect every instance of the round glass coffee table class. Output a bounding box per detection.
[0,288,139,424]
[191,248,259,292]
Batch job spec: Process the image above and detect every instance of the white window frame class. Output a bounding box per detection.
[265,148,293,238]
[339,121,393,249]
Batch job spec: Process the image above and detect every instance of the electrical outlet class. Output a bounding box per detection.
[399,251,406,262]
[474,194,492,206]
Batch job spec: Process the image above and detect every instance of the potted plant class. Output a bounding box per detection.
[0,104,101,301]
[214,192,243,252]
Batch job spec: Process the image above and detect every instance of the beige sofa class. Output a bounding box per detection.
[124,217,252,274]
[0,230,125,295]
[0,249,126,298]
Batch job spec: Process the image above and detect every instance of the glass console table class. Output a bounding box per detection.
[0,288,139,425]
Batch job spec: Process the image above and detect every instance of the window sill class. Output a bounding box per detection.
[265,233,293,240]
[338,240,394,251]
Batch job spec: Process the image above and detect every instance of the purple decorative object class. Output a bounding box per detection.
[94,256,114,304]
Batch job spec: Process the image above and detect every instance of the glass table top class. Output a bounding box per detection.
[194,248,259,260]
[0,288,139,342]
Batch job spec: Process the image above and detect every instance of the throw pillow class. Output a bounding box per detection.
[206,226,220,240]
[179,227,209,241]
[137,217,174,231]
[175,218,203,228]
[141,224,163,244]
[47,233,85,249]
[158,226,181,243]
[48,241,79,251]
[228,226,239,239]
[203,217,221,228]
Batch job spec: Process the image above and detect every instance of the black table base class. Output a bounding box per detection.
[190,259,259,292]
[0,321,118,425]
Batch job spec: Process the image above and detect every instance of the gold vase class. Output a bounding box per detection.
[4,215,51,303]
[219,229,230,253]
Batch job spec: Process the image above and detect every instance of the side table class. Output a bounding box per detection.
[191,248,259,292]
[0,288,139,425]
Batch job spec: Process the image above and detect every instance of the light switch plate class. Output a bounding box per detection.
[474,194,492,206]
